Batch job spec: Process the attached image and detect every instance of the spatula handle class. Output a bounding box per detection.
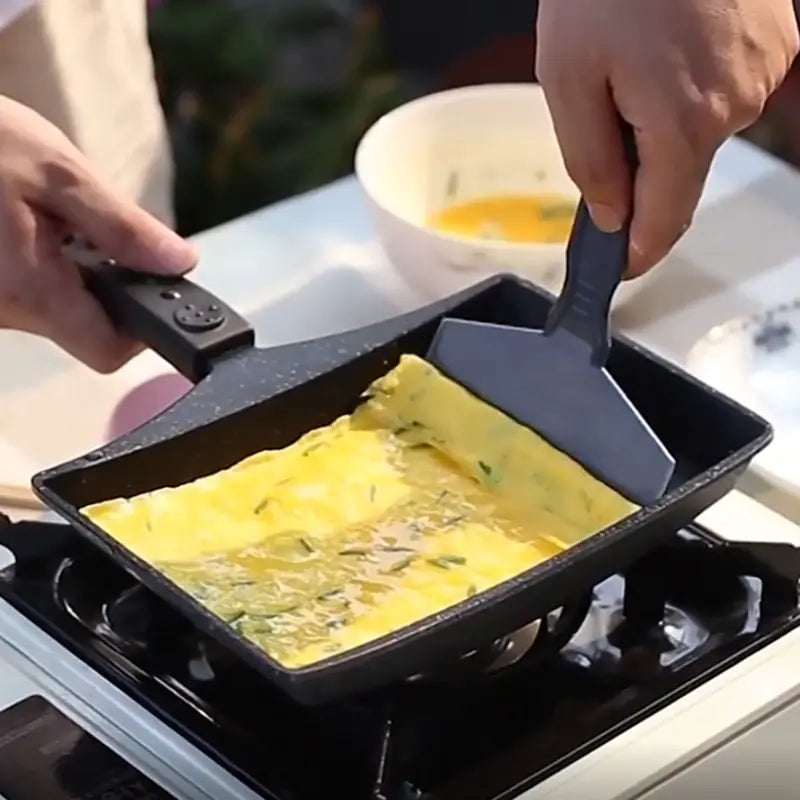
[544,122,638,367]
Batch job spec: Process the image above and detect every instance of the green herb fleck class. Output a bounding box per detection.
[478,461,493,478]
[318,588,344,601]
[436,490,450,504]
[303,443,323,456]
[377,545,415,553]
[225,610,247,625]
[145,518,152,532]
[369,484,377,502]
[253,497,270,515]
[232,580,255,588]
[388,556,415,573]
[268,605,299,618]
[394,421,423,435]
[339,548,369,557]
[467,584,478,597]
[540,202,576,220]
[248,622,273,635]
[299,537,315,554]
[428,554,467,569]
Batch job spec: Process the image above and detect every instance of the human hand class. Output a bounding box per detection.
[536,0,799,276]
[0,95,197,371]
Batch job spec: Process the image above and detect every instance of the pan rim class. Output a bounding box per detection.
[31,428,771,691]
[30,273,775,701]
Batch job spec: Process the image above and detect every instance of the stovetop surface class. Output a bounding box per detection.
[0,519,798,800]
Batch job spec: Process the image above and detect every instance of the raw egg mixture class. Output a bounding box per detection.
[83,355,635,669]
[428,193,576,244]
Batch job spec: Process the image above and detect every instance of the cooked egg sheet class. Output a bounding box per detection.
[83,354,636,668]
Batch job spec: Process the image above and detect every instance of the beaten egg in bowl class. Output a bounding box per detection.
[83,355,636,668]
[427,193,577,245]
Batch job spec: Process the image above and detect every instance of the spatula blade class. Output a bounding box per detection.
[428,318,675,505]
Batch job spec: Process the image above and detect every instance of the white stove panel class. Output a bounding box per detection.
[0,595,260,800]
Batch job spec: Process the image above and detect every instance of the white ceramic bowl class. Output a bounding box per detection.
[355,83,646,306]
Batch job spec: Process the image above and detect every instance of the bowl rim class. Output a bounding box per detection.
[354,83,572,256]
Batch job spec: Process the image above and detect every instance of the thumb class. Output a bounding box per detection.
[51,165,197,275]
[541,77,631,233]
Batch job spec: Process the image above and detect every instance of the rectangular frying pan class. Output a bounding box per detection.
[32,270,771,705]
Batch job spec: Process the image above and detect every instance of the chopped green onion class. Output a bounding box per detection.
[428,554,467,569]
[388,556,415,573]
[299,537,315,554]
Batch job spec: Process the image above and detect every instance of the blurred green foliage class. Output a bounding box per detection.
[149,1,800,234]
[148,0,415,234]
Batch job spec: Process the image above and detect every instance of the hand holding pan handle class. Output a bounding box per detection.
[63,236,254,383]
[543,120,639,367]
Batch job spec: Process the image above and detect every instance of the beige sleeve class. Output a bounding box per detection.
[0,0,175,227]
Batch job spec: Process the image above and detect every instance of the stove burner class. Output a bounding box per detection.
[1,520,799,800]
[406,597,593,685]
[54,552,593,689]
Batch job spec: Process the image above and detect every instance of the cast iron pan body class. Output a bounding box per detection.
[32,272,771,704]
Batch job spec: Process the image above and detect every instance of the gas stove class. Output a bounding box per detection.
[0,511,798,800]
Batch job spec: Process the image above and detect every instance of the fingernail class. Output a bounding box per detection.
[587,203,623,233]
[155,235,197,274]
[626,238,645,277]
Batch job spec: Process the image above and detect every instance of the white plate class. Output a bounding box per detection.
[686,300,800,496]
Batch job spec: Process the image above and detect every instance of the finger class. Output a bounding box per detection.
[44,270,145,373]
[31,214,144,372]
[540,72,631,232]
[627,126,712,277]
[47,295,144,373]
[43,158,197,275]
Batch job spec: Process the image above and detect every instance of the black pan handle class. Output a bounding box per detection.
[79,261,255,383]
[543,121,639,367]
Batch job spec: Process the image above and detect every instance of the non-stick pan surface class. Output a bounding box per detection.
[33,271,771,704]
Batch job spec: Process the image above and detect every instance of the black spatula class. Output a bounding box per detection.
[427,124,675,504]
